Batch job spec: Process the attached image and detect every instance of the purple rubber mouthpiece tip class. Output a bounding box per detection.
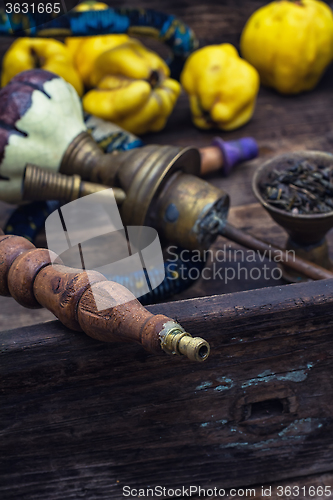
[211,136,259,176]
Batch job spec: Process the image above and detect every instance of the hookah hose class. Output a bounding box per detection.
[4,117,205,305]
[0,6,198,79]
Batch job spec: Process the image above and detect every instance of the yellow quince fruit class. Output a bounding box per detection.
[240,0,333,94]
[82,39,181,135]
[1,38,83,96]
[181,43,260,131]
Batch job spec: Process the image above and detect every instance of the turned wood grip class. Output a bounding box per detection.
[0,229,171,354]
[0,234,35,296]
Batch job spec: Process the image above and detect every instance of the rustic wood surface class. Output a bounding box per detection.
[2,277,333,498]
[1,0,333,498]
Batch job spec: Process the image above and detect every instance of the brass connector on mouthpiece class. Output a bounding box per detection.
[159,322,210,362]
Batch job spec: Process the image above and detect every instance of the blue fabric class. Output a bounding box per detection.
[84,114,144,152]
[0,7,198,79]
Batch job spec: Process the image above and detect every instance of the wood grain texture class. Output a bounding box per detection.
[2,277,333,498]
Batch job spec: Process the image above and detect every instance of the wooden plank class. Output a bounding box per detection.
[0,295,55,330]
[1,276,333,498]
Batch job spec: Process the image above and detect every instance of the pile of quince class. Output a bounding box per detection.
[1,1,181,135]
[2,0,333,134]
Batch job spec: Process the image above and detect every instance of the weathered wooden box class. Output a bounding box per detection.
[2,205,333,498]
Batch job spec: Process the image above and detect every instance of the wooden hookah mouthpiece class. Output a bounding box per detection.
[0,229,210,362]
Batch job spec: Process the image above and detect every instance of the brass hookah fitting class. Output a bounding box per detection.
[0,227,210,362]
[0,70,332,283]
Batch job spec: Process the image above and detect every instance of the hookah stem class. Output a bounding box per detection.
[0,228,210,362]
[221,222,333,281]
